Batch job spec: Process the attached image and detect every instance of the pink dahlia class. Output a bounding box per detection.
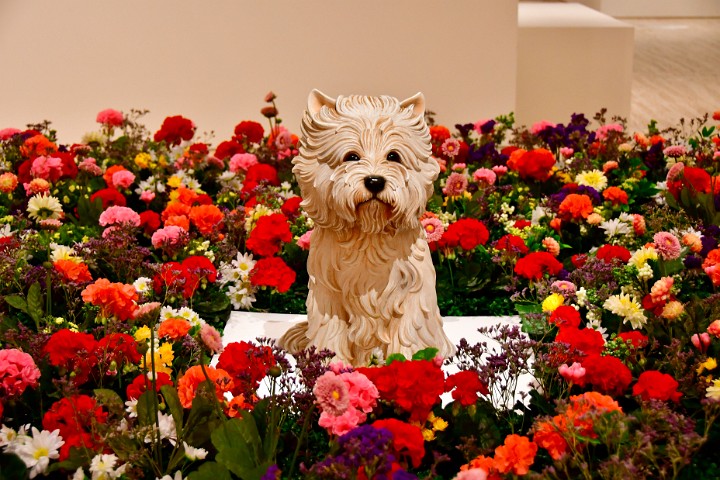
[472,168,496,186]
[313,371,350,416]
[653,232,681,260]
[422,217,444,243]
[443,172,468,196]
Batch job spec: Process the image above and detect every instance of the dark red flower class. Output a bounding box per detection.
[445,370,488,406]
[42,395,107,461]
[438,218,489,251]
[90,187,126,209]
[632,370,682,403]
[214,139,245,160]
[139,210,161,235]
[126,372,173,400]
[549,306,581,329]
[95,333,142,369]
[617,331,649,349]
[55,151,78,180]
[372,419,425,468]
[181,255,218,298]
[234,120,265,144]
[514,252,563,281]
[217,341,276,397]
[242,163,280,193]
[43,329,99,385]
[154,115,196,146]
[281,196,303,219]
[495,234,529,255]
[596,244,631,264]
[246,213,292,257]
[249,257,296,293]
[582,354,632,397]
[555,327,604,356]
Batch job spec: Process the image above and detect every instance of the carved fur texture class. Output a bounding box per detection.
[277,90,455,365]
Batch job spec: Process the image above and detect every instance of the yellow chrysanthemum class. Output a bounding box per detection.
[603,293,646,329]
[144,342,175,376]
[429,412,449,432]
[542,293,565,313]
[167,176,183,189]
[134,152,152,169]
[628,246,658,270]
[575,169,608,192]
[698,358,718,374]
[134,326,151,343]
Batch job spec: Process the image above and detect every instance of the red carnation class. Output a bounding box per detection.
[549,306,581,329]
[246,213,292,257]
[596,244,631,264]
[372,419,426,468]
[438,218,489,251]
[555,327,604,356]
[281,196,303,219]
[139,210,161,235]
[632,370,682,403]
[495,234,529,255]
[242,163,280,193]
[582,354,633,397]
[234,120,265,144]
[508,148,555,182]
[217,341,276,397]
[249,256,296,293]
[154,115,196,146]
[514,252,563,281]
[214,139,245,160]
[90,187,126,209]
[445,370,488,406]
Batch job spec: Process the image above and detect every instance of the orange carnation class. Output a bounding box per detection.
[174,186,200,206]
[54,259,92,284]
[492,434,538,475]
[602,186,629,205]
[81,278,138,321]
[558,194,594,221]
[164,214,190,231]
[157,317,192,340]
[161,201,191,222]
[20,134,57,158]
[189,204,224,236]
[177,365,234,408]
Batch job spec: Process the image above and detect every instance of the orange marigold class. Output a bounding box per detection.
[20,134,57,158]
[558,194,594,221]
[602,186,629,205]
[161,201,191,222]
[189,204,224,236]
[533,420,568,460]
[157,317,192,340]
[174,186,199,206]
[177,365,234,409]
[54,259,92,284]
[164,214,190,231]
[492,434,538,475]
[81,278,138,321]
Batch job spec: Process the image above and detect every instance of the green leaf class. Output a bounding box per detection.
[412,347,439,361]
[3,294,28,314]
[161,385,185,442]
[183,381,225,447]
[514,302,542,315]
[212,414,273,480]
[26,282,43,324]
[188,461,233,480]
[136,389,158,427]
[94,388,126,417]
[0,452,27,480]
[385,353,407,365]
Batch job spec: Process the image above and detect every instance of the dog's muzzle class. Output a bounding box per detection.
[364,175,386,194]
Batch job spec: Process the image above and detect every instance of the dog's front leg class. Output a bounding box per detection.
[305,279,354,363]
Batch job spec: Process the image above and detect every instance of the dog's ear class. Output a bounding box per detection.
[400,92,425,118]
[308,89,336,116]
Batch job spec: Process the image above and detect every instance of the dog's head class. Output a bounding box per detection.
[293,90,438,234]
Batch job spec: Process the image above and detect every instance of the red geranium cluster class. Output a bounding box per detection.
[667,166,716,199]
[43,394,108,460]
[434,218,489,251]
[554,327,604,357]
[242,163,280,194]
[495,234,529,256]
[580,354,632,396]
[357,359,445,422]
[372,419,426,468]
[246,213,292,257]
[153,255,218,299]
[548,306,581,329]
[506,148,556,181]
[90,187,127,209]
[154,115,196,146]
[189,204,224,236]
[445,370,489,406]
[126,372,173,400]
[249,257,296,293]
[596,244,631,264]
[632,370,682,402]
[514,252,563,281]
[216,341,276,397]
[234,120,265,144]
[81,278,138,321]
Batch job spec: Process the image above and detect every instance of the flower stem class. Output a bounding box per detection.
[287,403,316,479]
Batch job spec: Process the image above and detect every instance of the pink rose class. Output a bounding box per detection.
[297,229,313,250]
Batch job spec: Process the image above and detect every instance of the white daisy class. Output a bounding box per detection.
[89,453,126,480]
[599,218,631,241]
[603,293,647,329]
[144,412,177,446]
[27,194,63,221]
[575,169,608,192]
[182,441,208,461]
[15,427,64,479]
[133,276,153,294]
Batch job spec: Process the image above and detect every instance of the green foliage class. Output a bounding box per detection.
[211,413,274,480]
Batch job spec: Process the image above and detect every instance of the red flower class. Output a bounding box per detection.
[242,163,280,193]
[495,234,529,255]
[81,278,138,321]
[181,255,218,297]
[90,187,126,209]
[602,186,628,205]
[438,218,489,251]
[682,167,712,193]
[558,194,594,221]
[373,419,425,468]
[215,139,245,160]
[217,341,276,397]
[189,204,224,236]
[617,331,649,349]
[281,196,303,219]
[555,327,604,356]
[139,210,161,235]
[42,395,107,460]
[445,370,488,406]
[549,306,581,329]
[581,354,633,397]
[596,244,631,264]
[246,213,293,257]
[154,115,196,146]
[249,257,296,293]
[126,372,173,400]
[95,333,142,370]
[153,261,188,295]
[514,252,563,281]
[632,370,682,403]
[54,259,92,284]
[43,329,99,385]
[234,120,265,144]
[508,148,555,181]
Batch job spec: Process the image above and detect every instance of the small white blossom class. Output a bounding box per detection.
[15,427,64,479]
[89,453,126,480]
[183,441,208,461]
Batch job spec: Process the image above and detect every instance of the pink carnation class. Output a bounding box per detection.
[653,231,681,260]
[297,229,313,250]
[96,108,124,127]
[314,371,350,416]
[443,172,468,196]
[473,168,497,186]
[98,205,141,227]
[30,156,63,182]
[111,170,135,189]
[542,237,560,256]
[650,276,674,303]
[666,162,685,183]
[603,160,619,173]
[560,147,574,159]
[596,123,624,140]
[531,120,555,135]
[78,157,103,176]
[342,370,378,413]
[200,324,224,354]
[229,153,258,173]
[422,217,444,243]
[318,406,365,436]
[151,225,188,248]
[0,348,41,397]
[140,190,156,203]
[492,165,508,176]
[0,128,21,140]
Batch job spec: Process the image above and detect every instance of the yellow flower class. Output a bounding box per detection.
[167,176,183,189]
[145,342,175,376]
[134,326,151,343]
[629,246,658,271]
[134,152,152,169]
[706,379,720,401]
[429,412,449,432]
[542,293,565,312]
[575,169,608,192]
[698,358,718,374]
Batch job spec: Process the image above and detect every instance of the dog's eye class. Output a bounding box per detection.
[344,152,360,162]
[386,151,401,163]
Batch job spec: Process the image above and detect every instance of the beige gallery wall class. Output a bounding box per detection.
[0,1,517,144]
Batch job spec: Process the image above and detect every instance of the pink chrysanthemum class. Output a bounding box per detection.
[650,276,674,303]
[542,237,561,256]
[200,324,224,354]
[473,168,497,186]
[313,371,350,416]
[666,162,685,183]
[441,138,461,158]
[422,217,444,243]
[78,157,103,176]
[99,206,141,227]
[551,280,577,295]
[663,145,687,157]
[443,172,468,196]
[653,231,682,260]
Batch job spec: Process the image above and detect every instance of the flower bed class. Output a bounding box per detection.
[0,97,719,479]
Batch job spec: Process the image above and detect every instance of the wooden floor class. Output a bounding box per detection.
[626,17,720,132]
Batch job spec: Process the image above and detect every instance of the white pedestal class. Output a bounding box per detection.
[575,0,720,18]
[516,3,634,126]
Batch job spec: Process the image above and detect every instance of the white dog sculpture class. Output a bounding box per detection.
[278,90,455,365]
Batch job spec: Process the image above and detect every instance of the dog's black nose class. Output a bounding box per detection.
[364,176,386,194]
